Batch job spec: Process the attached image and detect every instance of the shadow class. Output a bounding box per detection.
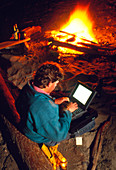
[0,55,11,73]
[0,67,27,169]
[0,80,28,169]
[0,117,28,170]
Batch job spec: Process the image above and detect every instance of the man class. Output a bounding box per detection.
[15,61,78,146]
[16,61,95,147]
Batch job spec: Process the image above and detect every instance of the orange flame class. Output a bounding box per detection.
[61,6,95,42]
[49,5,97,54]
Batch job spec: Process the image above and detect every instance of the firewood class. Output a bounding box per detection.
[48,37,116,55]
[59,30,76,38]
[49,39,106,55]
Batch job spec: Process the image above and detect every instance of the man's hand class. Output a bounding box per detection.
[66,102,78,113]
[55,97,70,105]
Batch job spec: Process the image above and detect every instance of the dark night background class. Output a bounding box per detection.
[0,0,67,41]
[0,0,96,42]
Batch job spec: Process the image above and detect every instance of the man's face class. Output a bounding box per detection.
[47,81,59,93]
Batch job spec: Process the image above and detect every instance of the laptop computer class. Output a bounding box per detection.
[69,81,97,120]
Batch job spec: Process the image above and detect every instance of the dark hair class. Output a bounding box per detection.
[33,61,64,88]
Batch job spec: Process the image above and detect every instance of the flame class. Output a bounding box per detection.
[61,6,95,42]
[49,5,97,54]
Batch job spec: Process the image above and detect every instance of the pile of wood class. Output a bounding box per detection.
[47,31,116,56]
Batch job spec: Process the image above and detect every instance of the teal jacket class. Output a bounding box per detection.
[15,81,72,144]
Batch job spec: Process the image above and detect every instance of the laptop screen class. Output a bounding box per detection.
[69,81,97,110]
[73,84,92,105]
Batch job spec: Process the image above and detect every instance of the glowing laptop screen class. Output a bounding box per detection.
[73,84,92,105]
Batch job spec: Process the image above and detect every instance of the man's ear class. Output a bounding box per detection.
[47,82,52,88]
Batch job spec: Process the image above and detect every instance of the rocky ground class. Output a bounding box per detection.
[0,0,116,170]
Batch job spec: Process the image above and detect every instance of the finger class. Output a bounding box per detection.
[73,102,78,106]
[63,97,70,102]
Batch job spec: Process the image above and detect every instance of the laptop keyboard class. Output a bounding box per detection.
[72,107,83,117]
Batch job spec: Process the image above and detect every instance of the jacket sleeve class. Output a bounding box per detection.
[30,98,72,142]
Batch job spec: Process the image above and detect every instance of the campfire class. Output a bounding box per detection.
[38,4,115,57]
[20,4,115,58]
[46,5,97,55]
[4,4,115,91]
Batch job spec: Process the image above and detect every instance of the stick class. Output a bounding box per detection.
[49,39,106,55]
[91,116,112,170]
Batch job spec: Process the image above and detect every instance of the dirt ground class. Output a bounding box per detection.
[0,0,116,170]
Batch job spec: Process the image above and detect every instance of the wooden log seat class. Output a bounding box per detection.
[0,72,52,170]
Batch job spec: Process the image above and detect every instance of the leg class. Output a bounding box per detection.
[68,120,95,139]
[41,144,67,170]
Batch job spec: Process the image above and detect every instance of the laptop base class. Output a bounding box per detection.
[69,107,98,134]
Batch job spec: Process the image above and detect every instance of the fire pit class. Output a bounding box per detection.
[46,5,97,54]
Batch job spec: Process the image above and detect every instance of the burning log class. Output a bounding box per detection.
[59,30,97,44]
[46,29,116,55]
[48,38,115,55]
[77,42,116,51]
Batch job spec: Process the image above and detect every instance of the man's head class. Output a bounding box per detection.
[33,61,64,89]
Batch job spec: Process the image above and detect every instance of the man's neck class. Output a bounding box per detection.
[33,84,50,95]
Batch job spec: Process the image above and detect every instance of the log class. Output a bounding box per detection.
[48,38,116,55]
[0,38,30,50]
[0,73,20,123]
[77,42,116,51]
[59,30,116,50]
[49,39,106,55]
[1,115,52,170]
[0,72,52,170]
[59,30,76,38]
[90,116,112,170]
